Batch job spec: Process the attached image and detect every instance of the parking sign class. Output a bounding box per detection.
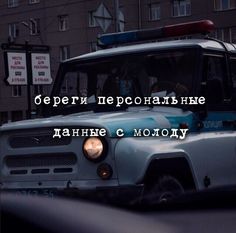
[7,52,27,85]
[31,53,52,85]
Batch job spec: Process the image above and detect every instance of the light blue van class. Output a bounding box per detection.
[0,20,235,204]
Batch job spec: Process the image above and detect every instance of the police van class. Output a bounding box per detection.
[0,20,235,204]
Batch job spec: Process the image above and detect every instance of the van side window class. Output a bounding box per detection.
[230,58,236,92]
[203,55,226,108]
[230,58,236,107]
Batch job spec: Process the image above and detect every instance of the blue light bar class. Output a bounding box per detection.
[98,28,162,48]
[97,20,214,48]
[98,30,138,47]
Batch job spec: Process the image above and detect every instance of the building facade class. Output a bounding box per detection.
[0,0,236,124]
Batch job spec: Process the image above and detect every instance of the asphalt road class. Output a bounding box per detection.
[1,193,236,233]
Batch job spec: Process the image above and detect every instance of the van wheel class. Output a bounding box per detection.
[142,175,184,205]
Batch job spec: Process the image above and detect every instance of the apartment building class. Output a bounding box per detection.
[0,0,235,124]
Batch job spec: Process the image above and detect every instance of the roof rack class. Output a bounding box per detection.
[97,20,214,49]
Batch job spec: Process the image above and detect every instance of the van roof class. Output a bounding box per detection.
[65,39,236,63]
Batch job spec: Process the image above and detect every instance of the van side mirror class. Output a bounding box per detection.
[206,79,224,105]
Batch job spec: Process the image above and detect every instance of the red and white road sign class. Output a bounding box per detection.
[7,52,27,85]
[31,53,52,85]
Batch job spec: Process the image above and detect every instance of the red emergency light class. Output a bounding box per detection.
[98,20,215,48]
[163,20,214,38]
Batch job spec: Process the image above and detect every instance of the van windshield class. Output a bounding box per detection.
[53,49,197,114]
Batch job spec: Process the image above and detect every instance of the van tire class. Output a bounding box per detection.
[142,175,185,205]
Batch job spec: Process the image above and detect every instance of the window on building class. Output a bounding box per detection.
[58,15,69,31]
[231,27,236,43]
[12,111,23,122]
[8,0,18,7]
[214,0,236,10]
[173,0,191,17]
[30,18,40,35]
[222,0,231,9]
[215,28,224,41]
[89,42,99,52]
[8,23,19,38]
[60,46,70,61]
[149,3,161,21]
[34,85,43,95]
[29,0,40,4]
[89,11,98,27]
[12,86,22,97]
[0,112,8,125]
[215,28,233,43]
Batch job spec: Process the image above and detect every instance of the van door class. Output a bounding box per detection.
[199,53,236,188]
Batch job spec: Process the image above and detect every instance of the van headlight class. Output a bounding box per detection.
[83,137,107,162]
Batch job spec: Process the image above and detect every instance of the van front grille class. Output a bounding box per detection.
[9,133,71,148]
[5,153,77,168]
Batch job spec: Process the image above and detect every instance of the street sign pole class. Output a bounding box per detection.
[25,41,32,119]
[114,0,120,32]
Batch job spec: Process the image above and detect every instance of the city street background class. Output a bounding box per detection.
[0,0,235,124]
